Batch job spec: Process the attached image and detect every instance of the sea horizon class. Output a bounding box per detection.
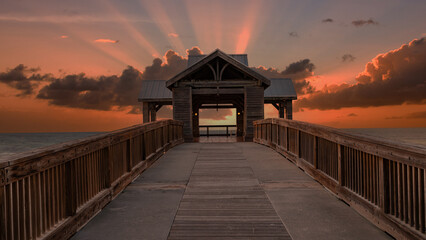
[1,127,425,160]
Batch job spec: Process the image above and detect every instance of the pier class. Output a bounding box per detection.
[1,50,425,239]
[0,119,425,239]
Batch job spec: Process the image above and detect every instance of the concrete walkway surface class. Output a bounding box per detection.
[72,142,391,240]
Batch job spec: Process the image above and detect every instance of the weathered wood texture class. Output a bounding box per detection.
[0,120,184,240]
[254,118,426,240]
[168,145,291,239]
[244,86,264,141]
[173,87,193,142]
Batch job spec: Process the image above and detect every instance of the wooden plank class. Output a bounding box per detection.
[168,145,291,239]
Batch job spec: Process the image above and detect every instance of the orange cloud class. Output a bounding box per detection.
[60,35,69,39]
[168,33,179,38]
[94,38,119,43]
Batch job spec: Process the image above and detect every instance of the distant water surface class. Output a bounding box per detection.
[341,128,426,148]
[1,128,425,160]
[0,132,102,160]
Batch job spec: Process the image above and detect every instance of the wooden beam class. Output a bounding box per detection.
[142,102,149,123]
[192,88,244,95]
[199,105,235,109]
[285,100,293,120]
[271,103,279,110]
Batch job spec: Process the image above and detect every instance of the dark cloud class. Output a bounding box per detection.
[0,64,50,96]
[141,50,187,80]
[342,54,356,62]
[347,113,357,117]
[352,18,378,27]
[186,46,203,55]
[405,111,426,119]
[36,49,192,113]
[297,38,426,110]
[322,18,334,23]
[252,59,316,95]
[288,32,298,38]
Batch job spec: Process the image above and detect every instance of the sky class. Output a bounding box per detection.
[0,0,425,132]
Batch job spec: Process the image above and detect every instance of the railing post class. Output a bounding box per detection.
[296,130,300,158]
[207,127,209,137]
[65,161,77,216]
[313,136,318,169]
[0,183,5,240]
[338,144,342,185]
[226,126,229,136]
[379,157,389,213]
[106,142,113,188]
[126,139,132,172]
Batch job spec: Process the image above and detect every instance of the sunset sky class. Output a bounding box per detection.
[0,0,425,132]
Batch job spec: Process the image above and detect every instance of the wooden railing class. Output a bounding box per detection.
[0,120,183,240]
[199,125,237,136]
[254,118,426,240]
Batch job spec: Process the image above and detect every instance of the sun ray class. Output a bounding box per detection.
[140,0,186,55]
[100,0,160,58]
[235,0,262,53]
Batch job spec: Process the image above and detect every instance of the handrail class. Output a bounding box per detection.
[199,125,237,136]
[254,118,425,240]
[0,119,184,240]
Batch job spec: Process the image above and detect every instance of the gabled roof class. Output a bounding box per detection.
[138,80,171,102]
[166,49,271,89]
[138,78,297,102]
[265,79,297,100]
[188,54,248,67]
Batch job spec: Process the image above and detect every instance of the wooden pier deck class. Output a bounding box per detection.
[71,142,389,240]
[1,119,424,240]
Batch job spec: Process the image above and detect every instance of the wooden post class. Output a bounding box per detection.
[379,157,389,213]
[338,144,342,185]
[65,161,77,217]
[150,103,157,122]
[244,86,264,141]
[142,102,149,123]
[296,130,300,158]
[0,183,5,240]
[285,100,293,120]
[278,102,285,118]
[313,136,318,168]
[172,87,193,142]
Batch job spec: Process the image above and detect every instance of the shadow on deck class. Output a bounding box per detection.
[72,142,391,240]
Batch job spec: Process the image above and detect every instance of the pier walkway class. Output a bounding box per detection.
[72,142,390,240]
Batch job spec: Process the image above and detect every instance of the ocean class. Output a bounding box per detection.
[0,128,425,160]
[0,132,101,160]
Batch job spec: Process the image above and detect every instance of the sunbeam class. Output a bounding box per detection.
[140,0,186,55]
[235,0,262,53]
[100,0,160,58]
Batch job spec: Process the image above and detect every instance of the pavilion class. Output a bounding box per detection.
[138,49,297,141]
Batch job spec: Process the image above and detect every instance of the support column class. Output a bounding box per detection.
[173,87,193,142]
[236,106,244,136]
[285,100,293,120]
[244,86,264,141]
[150,103,157,122]
[278,102,285,118]
[192,107,199,137]
[143,102,149,123]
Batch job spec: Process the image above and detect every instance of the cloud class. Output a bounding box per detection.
[297,38,426,110]
[0,14,150,24]
[199,109,233,120]
[252,59,316,95]
[347,113,357,117]
[60,35,69,39]
[405,111,426,119]
[342,54,356,62]
[322,18,334,23]
[289,32,298,38]
[94,39,119,43]
[168,33,179,38]
[0,64,50,96]
[352,18,378,27]
[186,46,203,55]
